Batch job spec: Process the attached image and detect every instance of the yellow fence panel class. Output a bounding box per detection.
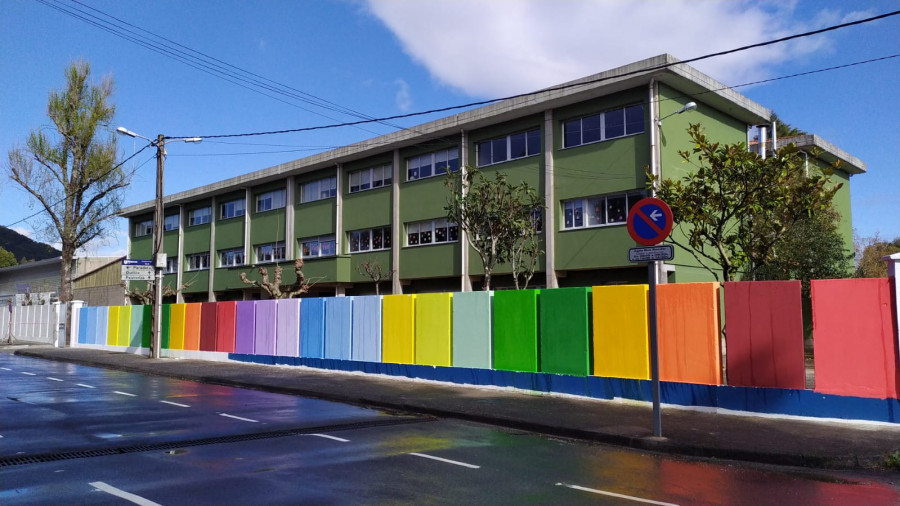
[415,293,452,366]
[382,294,416,364]
[592,285,650,379]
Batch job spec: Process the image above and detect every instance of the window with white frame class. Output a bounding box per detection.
[563,104,644,148]
[164,214,180,231]
[562,191,644,230]
[255,241,286,263]
[477,128,541,167]
[134,219,153,237]
[299,235,336,258]
[256,189,286,212]
[218,247,245,267]
[530,208,543,233]
[187,252,210,271]
[406,218,458,246]
[349,164,392,193]
[408,148,459,181]
[188,207,211,226]
[301,176,336,203]
[348,226,391,253]
[164,257,179,274]
[220,198,246,220]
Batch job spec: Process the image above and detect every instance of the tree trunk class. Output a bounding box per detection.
[59,244,74,346]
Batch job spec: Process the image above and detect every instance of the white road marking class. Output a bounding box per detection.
[408,452,480,469]
[308,433,349,442]
[114,391,137,397]
[1,367,11,371]
[219,413,258,423]
[89,481,161,506]
[159,400,190,408]
[76,383,95,389]
[21,372,36,376]
[556,483,679,505]
[47,377,64,382]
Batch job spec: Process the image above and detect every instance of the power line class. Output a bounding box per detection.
[176,9,900,140]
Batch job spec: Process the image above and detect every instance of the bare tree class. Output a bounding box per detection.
[240,258,313,298]
[7,60,128,304]
[356,258,394,295]
[122,276,196,305]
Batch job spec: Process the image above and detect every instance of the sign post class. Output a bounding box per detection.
[626,197,674,438]
[122,259,155,282]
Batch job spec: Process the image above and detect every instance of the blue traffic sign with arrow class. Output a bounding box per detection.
[626,197,673,246]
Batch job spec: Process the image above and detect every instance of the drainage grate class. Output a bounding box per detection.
[0,416,433,467]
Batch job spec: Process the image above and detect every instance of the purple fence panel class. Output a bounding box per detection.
[254,300,277,356]
[234,301,256,354]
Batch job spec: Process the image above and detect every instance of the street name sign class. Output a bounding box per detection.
[628,245,674,262]
[122,259,154,281]
[626,197,673,246]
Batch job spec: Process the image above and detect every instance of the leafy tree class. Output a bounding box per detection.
[0,247,16,268]
[356,258,394,295]
[445,167,543,291]
[772,113,806,138]
[754,207,852,296]
[240,258,313,298]
[653,123,840,282]
[855,235,900,278]
[7,60,128,303]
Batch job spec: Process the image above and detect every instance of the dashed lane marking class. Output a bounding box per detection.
[46,377,64,382]
[76,383,95,389]
[1,367,12,371]
[159,400,190,408]
[556,483,679,505]
[89,481,161,506]
[308,433,349,442]
[408,452,480,469]
[113,391,137,397]
[21,372,36,376]
[219,413,258,423]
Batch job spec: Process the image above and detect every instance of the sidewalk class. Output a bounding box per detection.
[15,346,900,472]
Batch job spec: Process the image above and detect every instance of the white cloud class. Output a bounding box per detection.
[394,78,412,111]
[364,0,839,97]
[11,226,33,239]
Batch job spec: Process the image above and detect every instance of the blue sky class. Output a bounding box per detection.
[2,0,898,257]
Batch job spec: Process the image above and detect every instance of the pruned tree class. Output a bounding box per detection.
[7,60,128,304]
[510,214,542,290]
[356,258,394,295]
[122,276,196,305]
[445,167,544,291]
[240,258,312,298]
[652,123,841,282]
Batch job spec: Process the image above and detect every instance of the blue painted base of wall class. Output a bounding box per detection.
[228,353,900,424]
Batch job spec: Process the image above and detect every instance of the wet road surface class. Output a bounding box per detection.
[2,354,897,504]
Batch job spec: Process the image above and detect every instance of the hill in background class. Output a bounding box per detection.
[0,226,61,264]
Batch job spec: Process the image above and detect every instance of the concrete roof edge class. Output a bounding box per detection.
[777,134,867,174]
[119,54,776,216]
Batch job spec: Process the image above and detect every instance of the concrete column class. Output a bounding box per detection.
[285,176,295,260]
[459,129,473,292]
[543,110,558,289]
[391,149,402,295]
[207,198,215,302]
[335,164,343,257]
[177,204,185,303]
[243,188,252,300]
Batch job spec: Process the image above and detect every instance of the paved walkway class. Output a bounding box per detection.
[15,347,900,472]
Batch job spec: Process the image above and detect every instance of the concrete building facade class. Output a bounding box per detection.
[120,55,864,301]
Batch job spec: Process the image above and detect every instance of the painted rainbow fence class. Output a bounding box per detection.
[72,280,900,423]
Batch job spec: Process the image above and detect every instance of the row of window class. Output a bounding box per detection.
[133,193,281,237]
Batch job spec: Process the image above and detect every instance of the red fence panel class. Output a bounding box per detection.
[812,278,899,399]
[199,302,218,352]
[724,281,805,389]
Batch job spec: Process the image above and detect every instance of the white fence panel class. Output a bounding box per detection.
[5,304,60,345]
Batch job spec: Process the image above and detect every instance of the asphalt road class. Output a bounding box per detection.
[2,354,897,505]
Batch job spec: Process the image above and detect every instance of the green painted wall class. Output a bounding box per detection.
[347,250,390,284]
[296,199,336,238]
[399,243,460,280]
[183,199,212,254]
[181,269,209,294]
[302,255,352,284]
[249,181,288,246]
[343,187,392,233]
[555,226,633,271]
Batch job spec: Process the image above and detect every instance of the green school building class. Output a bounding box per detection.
[120,54,865,302]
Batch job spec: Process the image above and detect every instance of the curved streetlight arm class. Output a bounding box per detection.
[656,101,698,126]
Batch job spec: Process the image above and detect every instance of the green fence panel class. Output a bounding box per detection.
[141,305,152,348]
[493,289,540,372]
[161,304,171,349]
[452,291,492,369]
[539,287,591,376]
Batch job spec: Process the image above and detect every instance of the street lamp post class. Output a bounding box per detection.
[647,100,697,437]
[117,128,200,359]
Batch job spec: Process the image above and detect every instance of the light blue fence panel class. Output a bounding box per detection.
[351,296,382,362]
[452,291,493,369]
[325,297,352,360]
[300,298,326,358]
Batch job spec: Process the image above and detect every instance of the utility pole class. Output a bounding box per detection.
[152,134,165,359]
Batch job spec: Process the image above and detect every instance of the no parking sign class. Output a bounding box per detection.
[626,197,673,246]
